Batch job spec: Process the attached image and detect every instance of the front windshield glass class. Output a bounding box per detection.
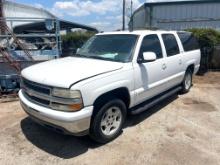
[76,34,138,62]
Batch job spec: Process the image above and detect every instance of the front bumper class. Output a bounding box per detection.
[19,90,93,136]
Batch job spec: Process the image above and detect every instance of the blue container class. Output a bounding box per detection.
[0,74,20,93]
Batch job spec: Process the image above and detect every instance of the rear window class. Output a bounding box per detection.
[177,32,200,52]
[162,34,180,57]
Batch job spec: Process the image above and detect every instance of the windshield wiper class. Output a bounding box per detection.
[74,53,88,58]
[74,54,116,62]
[89,55,106,60]
[74,53,100,59]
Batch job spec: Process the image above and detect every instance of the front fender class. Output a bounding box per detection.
[70,65,135,108]
[82,80,132,107]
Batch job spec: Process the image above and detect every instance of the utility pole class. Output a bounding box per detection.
[122,0,125,30]
[130,0,133,31]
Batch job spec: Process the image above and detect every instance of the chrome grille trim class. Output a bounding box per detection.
[22,91,50,107]
[22,78,51,95]
[24,86,79,104]
[21,77,78,108]
[21,78,52,107]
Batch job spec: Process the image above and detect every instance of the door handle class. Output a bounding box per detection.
[162,63,167,70]
[179,59,182,65]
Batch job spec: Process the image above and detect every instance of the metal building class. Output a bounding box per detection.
[129,0,220,30]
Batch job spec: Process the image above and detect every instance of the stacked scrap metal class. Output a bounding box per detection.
[0,0,97,94]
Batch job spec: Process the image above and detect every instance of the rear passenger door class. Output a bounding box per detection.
[161,33,184,89]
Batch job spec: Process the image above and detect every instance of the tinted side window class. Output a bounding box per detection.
[139,34,163,59]
[162,34,180,57]
[177,32,200,51]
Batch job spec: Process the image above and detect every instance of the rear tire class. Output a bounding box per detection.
[89,99,126,143]
[180,69,193,94]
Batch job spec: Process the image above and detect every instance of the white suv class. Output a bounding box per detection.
[19,30,201,143]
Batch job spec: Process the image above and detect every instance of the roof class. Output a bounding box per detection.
[146,0,220,6]
[97,30,178,36]
[133,0,220,16]
[13,19,98,33]
[4,1,56,18]
[4,1,98,33]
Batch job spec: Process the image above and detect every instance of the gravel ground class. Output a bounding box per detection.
[0,72,220,165]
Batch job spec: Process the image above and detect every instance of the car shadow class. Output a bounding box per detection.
[20,118,102,159]
[20,94,178,159]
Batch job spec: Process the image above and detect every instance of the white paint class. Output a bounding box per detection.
[19,30,201,133]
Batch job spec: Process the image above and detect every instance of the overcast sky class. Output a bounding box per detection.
[11,0,185,31]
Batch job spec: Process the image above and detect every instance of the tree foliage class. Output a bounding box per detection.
[61,31,96,56]
[187,28,220,48]
[186,28,220,72]
[61,31,95,48]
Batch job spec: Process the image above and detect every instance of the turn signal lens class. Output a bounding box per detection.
[50,102,83,112]
[68,103,83,111]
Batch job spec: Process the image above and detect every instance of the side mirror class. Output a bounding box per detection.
[142,52,157,62]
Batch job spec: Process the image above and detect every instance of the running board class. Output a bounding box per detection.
[130,86,182,115]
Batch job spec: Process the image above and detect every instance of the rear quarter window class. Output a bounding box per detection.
[177,32,200,52]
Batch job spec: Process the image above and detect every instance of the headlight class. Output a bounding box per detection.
[51,88,83,112]
[52,88,81,99]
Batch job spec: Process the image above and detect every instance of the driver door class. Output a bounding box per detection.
[133,34,168,105]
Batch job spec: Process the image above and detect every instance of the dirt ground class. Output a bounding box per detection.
[0,72,220,165]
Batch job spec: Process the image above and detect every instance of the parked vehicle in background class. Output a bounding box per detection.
[19,30,201,143]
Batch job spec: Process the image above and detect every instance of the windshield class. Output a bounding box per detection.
[76,34,138,62]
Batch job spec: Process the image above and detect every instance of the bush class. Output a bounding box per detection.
[186,28,220,48]
[186,28,220,72]
[61,31,96,57]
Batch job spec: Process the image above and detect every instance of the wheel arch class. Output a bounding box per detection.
[187,64,195,74]
[93,87,130,115]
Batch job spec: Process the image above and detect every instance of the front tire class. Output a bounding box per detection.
[89,99,126,143]
[180,69,193,94]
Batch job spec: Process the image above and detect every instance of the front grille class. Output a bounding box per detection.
[21,78,52,107]
[24,92,50,106]
[22,78,51,95]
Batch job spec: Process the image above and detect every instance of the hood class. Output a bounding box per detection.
[22,57,123,88]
